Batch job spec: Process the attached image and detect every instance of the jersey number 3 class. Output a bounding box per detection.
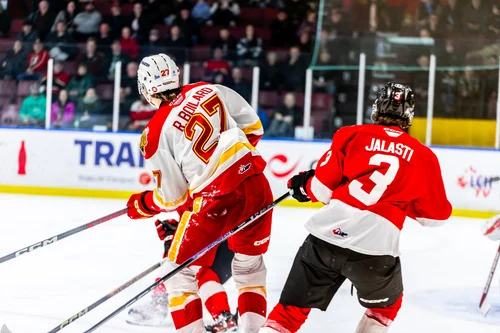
[348,154,399,205]
[184,95,226,164]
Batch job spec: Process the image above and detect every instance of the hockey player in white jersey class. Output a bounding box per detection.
[126,54,274,333]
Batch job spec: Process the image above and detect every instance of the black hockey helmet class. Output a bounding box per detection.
[371,82,415,123]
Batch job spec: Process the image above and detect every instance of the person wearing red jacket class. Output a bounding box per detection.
[18,39,49,80]
[40,61,71,95]
[259,82,452,333]
[120,26,139,60]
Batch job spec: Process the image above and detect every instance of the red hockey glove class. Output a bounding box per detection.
[287,170,315,202]
[127,190,162,219]
[155,219,178,257]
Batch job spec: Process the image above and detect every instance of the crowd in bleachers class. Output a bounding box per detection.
[0,0,499,137]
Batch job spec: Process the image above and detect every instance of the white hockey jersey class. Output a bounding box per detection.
[140,82,265,212]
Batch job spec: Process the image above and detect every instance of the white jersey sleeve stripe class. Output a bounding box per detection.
[310,176,333,205]
[415,217,447,227]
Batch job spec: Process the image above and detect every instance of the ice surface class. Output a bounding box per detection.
[0,194,499,333]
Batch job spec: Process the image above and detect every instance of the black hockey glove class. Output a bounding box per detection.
[155,219,178,254]
[287,169,315,202]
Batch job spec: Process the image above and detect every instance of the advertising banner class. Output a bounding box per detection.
[0,128,499,216]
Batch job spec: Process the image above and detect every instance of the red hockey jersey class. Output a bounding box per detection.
[305,124,452,256]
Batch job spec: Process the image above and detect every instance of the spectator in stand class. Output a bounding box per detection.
[97,22,113,53]
[29,0,56,40]
[417,0,439,28]
[51,1,77,34]
[313,51,335,94]
[1,40,28,79]
[260,51,282,91]
[120,27,139,60]
[298,32,312,53]
[441,0,461,34]
[236,24,262,65]
[458,67,484,118]
[426,13,443,38]
[440,39,461,67]
[0,5,11,37]
[18,39,49,80]
[165,25,188,64]
[67,63,95,102]
[267,92,300,137]
[41,61,71,95]
[144,0,165,26]
[204,47,230,78]
[297,10,316,39]
[437,69,458,116]
[129,2,150,43]
[208,0,239,27]
[327,6,351,39]
[212,70,230,85]
[165,0,193,25]
[282,46,306,91]
[191,0,211,24]
[73,0,102,41]
[229,67,251,102]
[46,20,75,61]
[413,55,430,105]
[211,27,237,60]
[128,95,156,131]
[104,40,129,80]
[106,1,124,39]
[76,88,103,129]
[51,89,75,127]
[173,8,199,46]
[463,0,487,34]
[270,10,294,47]
[76,37,104,77]
[20,82,46,127]
[141,29,164,58]
[121,61,140,109]
[17,21,38,45]
[285,0,311,28]
[488,4,500,37]
[248,0,284,8]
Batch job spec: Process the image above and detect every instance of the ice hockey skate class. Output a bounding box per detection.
[126,283,170,327]
[205,311,239,333]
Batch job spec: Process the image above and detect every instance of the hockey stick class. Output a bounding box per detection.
[46,260,164,333]
[83,192,290,333]
[479,243,500,316]
[0,208,127,264]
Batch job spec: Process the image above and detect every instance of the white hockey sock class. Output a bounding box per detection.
[354,314,390,333]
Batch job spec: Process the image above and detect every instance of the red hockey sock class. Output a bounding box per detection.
[365,294,403,326]
[170,294,203,331]
[197,267,231,318]
[263,302,311,333]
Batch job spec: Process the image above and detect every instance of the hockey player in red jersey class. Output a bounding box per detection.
[126,54,273,333]
[259,82,452,333]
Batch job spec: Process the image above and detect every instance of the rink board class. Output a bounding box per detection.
[0,128,499,218]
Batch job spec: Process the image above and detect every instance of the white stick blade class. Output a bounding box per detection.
[1,325,12,333]
[479,302,492,317]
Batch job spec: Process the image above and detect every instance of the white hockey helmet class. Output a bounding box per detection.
[137,53,180,106]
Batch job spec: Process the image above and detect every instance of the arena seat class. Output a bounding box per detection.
[311,93,332,110]
[17,80,36,99]
[64,61,78,76]
[258,91,279,108]
[190,45,211,62]
[10,19,23,36]
[96,84,114,100]
[0,80,17,97]
[189,65,205,81]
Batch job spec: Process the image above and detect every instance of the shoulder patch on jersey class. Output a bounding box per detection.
[143,103,173,159]
[140,127,149,156]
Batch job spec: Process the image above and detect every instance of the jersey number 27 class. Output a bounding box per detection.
[348,154,399,205]
[184,95,226,164]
